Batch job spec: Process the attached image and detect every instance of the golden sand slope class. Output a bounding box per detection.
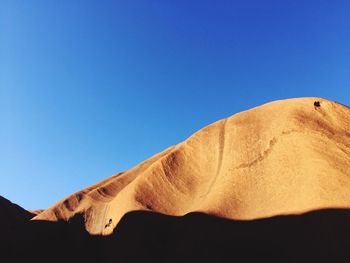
[33,98,350,235]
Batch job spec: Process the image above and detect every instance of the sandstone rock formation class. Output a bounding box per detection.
[0,195,34,258]
[0,195,33,227]
[33,98,350,235]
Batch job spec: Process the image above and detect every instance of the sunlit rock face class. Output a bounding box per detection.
[34,98,350,235]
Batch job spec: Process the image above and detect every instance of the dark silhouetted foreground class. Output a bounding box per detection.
[2,208,350,263]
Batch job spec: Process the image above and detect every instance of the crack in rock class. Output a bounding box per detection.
[234,137,278,169]
[234,130,297,169]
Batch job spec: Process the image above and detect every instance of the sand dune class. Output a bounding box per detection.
[34,98,350,235]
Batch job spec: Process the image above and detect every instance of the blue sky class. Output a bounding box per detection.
[1,1,349,210]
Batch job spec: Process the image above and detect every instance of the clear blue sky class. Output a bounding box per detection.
[1,1,349,210]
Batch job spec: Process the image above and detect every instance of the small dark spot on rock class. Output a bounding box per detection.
[314,101,321,107]
[105,218,113,228]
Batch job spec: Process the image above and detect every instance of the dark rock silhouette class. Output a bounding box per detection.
[2,208,350,263]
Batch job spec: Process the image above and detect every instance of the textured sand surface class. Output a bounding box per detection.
[34,98,350,235]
